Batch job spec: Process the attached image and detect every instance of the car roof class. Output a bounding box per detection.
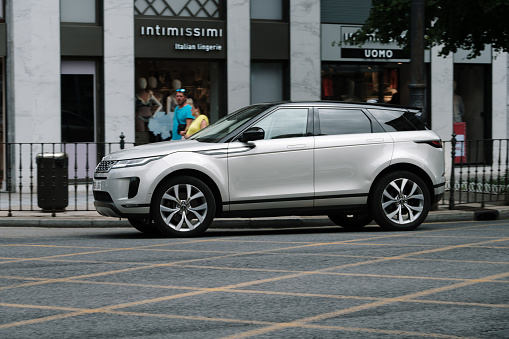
[253,100,422,112]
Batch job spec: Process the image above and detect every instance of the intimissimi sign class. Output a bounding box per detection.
[135,18,226,59]
[140,26,224,38]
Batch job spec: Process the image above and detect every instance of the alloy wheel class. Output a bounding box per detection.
[159,183,208,232]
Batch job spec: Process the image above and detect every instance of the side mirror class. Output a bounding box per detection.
[239,127,265,142]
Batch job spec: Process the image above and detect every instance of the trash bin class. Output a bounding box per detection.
[36,152,68,211]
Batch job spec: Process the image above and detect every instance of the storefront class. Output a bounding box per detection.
[134,17,226,144]
[321,24,412,106]
[321,23,495,156]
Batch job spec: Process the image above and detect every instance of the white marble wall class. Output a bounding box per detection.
[430,46,454,141]
[103,0,135,143]
[492,52,508,140]
[290,0,321,100]
[227,0,250,113]
[430,46,454,174]
[7,0,61,143]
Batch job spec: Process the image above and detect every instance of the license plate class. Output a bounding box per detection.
[93,180,103,191]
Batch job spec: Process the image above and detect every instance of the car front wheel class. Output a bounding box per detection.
[369,171,430,231]
[151,176,216,237]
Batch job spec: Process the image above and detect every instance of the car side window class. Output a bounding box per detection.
[252,108,309,139]
[318,109,372,135]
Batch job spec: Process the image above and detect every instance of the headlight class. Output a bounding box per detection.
[111,156,163,169]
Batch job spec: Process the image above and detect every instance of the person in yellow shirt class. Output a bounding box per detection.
[185,100,209,138]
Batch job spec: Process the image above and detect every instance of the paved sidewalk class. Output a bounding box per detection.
[0,204,507,228]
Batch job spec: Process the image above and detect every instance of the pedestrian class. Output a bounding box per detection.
[171,89,194,140]
[185,100,209,138]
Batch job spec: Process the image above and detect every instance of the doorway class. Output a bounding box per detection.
[61,60,97,180]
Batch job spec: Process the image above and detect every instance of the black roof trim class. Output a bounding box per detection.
[252,100,422,111]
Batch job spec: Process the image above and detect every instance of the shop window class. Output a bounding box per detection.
[61,0,96,23]
[251,63,284,104]
[0,0,4,20]
[135,0,223,18]
[135,59,222,144]
[321,64,401,104]
[251,0,285,20]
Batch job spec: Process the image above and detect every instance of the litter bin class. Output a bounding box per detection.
[36,152,68,211]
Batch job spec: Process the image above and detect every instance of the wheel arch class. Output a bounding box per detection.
[369,163,434,203]
[150,169,224,218]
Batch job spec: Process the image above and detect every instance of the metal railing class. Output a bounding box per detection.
[0,134,133,215]
[0,134,508,216]
[444,135,509,209]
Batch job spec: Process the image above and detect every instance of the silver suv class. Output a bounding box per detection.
[94,102,445,237]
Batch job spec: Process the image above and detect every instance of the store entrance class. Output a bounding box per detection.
[61,60,98,180]
[454,64,492,164]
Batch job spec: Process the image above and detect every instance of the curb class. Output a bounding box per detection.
[0,207,507,228]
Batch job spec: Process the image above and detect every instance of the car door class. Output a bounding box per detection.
[314,108,394,209]
[228,107,314,213]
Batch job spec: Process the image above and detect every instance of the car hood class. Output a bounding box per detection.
[102,140,226,161]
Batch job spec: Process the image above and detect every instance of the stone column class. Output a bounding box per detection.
[430,46,454,140]
[103,0,135,143]
[7,0,61,143]
[430,46,454,174]
[227,0,250,113]
[492,52,508,172]
[290,0,321,100]
[492,52,508,140]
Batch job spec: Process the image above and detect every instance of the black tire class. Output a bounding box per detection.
[151,176,216,237]
[369,171,430,231]
[327,208,372,229]
[128,217,161,236]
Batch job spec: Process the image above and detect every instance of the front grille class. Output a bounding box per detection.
[95,160,117,173]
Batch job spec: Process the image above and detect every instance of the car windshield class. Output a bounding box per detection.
[188,104,275,143]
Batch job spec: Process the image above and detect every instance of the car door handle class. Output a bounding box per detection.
[287,144,306,149]
[366,138,384,142]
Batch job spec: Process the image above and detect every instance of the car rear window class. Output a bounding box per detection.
[368,109,428,132]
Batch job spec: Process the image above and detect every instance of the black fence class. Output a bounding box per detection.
[0,134,508,216]
[0,134,133,215]
[444,135,509,209]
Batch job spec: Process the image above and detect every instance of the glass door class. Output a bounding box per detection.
[61,60,97,181]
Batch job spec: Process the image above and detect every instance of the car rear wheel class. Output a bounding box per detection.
[151,176,216,237]
[369,171,430,231]
[327,208,372,229]
[128,217,161,235]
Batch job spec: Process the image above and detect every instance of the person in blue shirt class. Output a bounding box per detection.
[171,89,194,140]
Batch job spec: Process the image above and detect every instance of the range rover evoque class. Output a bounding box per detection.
[93,101,446,237]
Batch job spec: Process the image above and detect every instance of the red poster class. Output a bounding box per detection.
[453,122,467,163]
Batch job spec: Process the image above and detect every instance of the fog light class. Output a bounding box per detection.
[128,177,140,199]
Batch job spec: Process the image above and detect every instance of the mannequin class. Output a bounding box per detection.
[147,77,171,140]
[148,76,163,108]
[166,79,182,114]
[135,77,162,132]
